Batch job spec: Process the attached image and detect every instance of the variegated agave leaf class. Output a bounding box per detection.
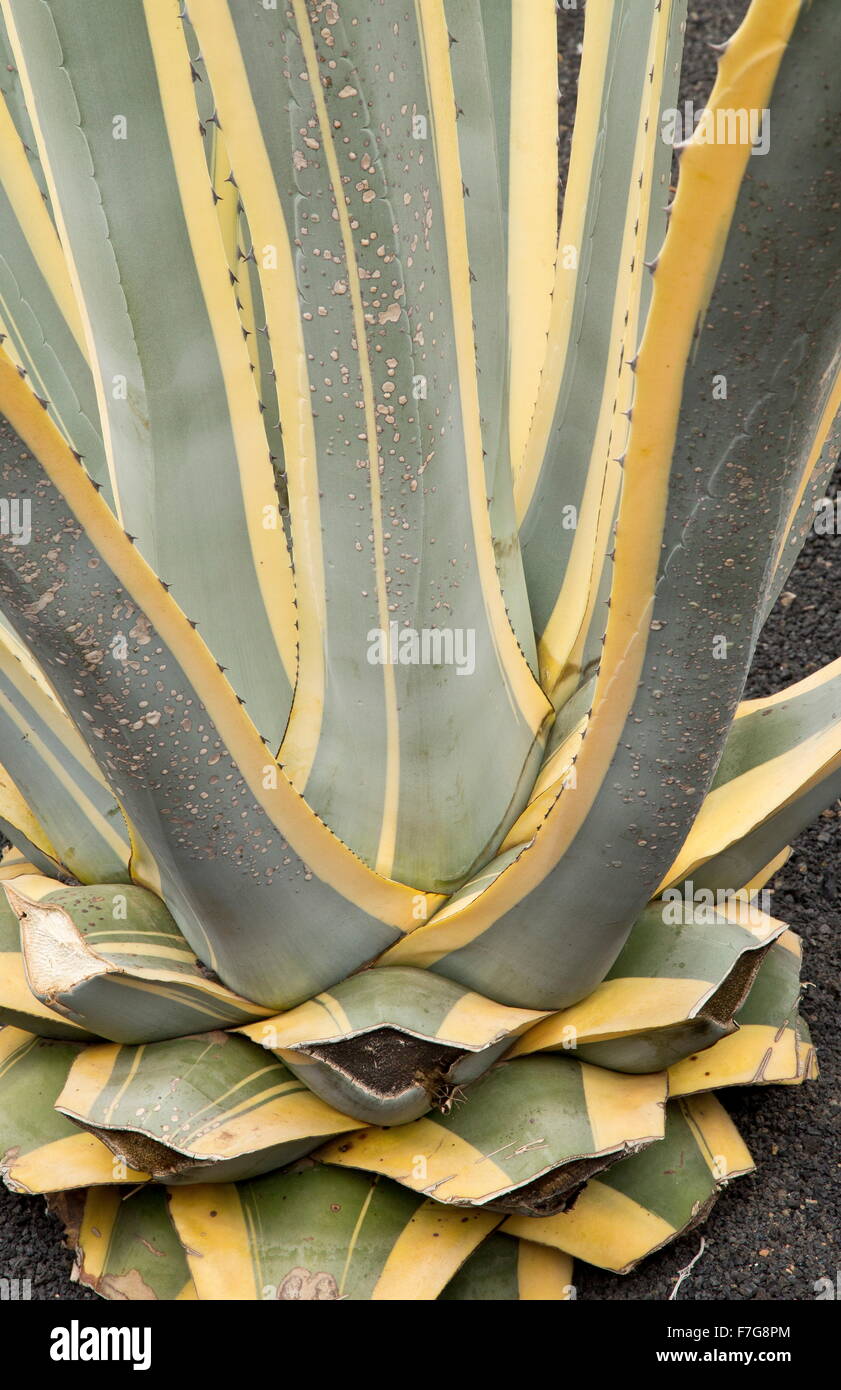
[0,0,836,1303]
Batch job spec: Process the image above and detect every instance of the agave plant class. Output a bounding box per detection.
[0,0,837,1302]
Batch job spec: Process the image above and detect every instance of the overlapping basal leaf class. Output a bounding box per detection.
[6,874,273,1043]
[668,931,809,1096]
[507,898,786,1073]
[318,1055,667,1216]
[168,1164,499,1301]
[0,1027,148,1193]
[50,1185,196,1301]
[238,966,546,1125]
[0,357,433,1010]
[503,1095,754,1275]
[0,867,95,1038]
[439,1232,574,1302]
[661,659,841,894]
[55,1031,361,1185]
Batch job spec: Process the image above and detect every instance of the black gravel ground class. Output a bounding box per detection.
[1,0,838,1302]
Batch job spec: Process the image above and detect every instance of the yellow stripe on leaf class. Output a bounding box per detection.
[514,0,613,515]
[383,0,810,971]
[682,1094,754,1180]
[0,88,87,354]
[6,1132,148,1194]
[516,1239,575,1301]
[319,1117,513,1204]
[667,1024,799,1096]
[142,0,298,692]
[188,0,327,787]
[371,1202,499,1301]
[503,1180,675,1275]
[580,1063,666,1153]
[507,0,559,483]
[415,0,551,740]
[0,346,439,926]
[168,1184,260,1300]
[507,977,716,1057]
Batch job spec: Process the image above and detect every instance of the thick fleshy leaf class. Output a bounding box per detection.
[0,847,39,877]
[0,13,50,203]
[0,628,131,882]
[661,659,841,892]
[491,0,559,493]
[498,682,592,853]
[0,868,94,1038]
[439,1233,574,1302]
[518,0,687,702]
[55,1032,360,1185]
[51,1185,196,1301]
[0,30,109,499]
[503,1095,754,1274]
[442,0,539,670]
[238,967,546,1126]
[0,360,433,1009]
[668,931,807,1096]
[189,0,552,892]
[378,0,837,1009]
[507,899,785,1074]
[0,847,43,882]
[168,1164,499,1301]
[318,1056,667,1215]
[3,0,297,748]
[0,1027,148,1193]
[762,404,841,626]
[7,875,272,1043]
[0,757,60,878]
[552,0,689,713]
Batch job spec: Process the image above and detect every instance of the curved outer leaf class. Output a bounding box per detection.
[0,870,94,1038]
[52,1185,196,1301]
[0,1026,148,1192]
[440,1233,574,1301]
[0,77,108,498]
[7,876,272,1043]
[502,1094,754,1274]
[168,1164,499,1301]
[379,0,833,1010]
[318,1055,666,1215]
[507,899,785,1074]
[55,1031,361,1185]
[2,0,297,749]
[189,0,552,892]
[686,761,841,897]
[668,930,806,1096]
[0,622,132,882]
[0,357,437,1008]
[660,658,841,890]
[238,966,546,1126]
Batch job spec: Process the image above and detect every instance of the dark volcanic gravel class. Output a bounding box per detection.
[1,0,838,1302]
